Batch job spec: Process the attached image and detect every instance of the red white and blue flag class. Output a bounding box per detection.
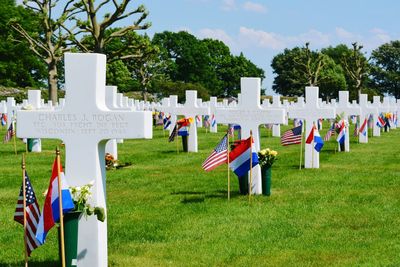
[229,137,259,177]
[36,158,74,245]
[163,115,171,130]
[3,120,14,143]
[306,125,324,152]
[281,125,302,146]
[211,114,216,127]
[359,118,368,136]
[195,115,201,126]
[1,113,7,126]
[14,171,42,256]
[202,134,228,171]
[336,121,346,144]
[323,123,335,141]
[376,115,386,128]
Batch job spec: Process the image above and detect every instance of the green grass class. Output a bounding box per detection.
[1,123,400,266]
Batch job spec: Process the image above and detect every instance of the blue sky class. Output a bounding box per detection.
[140,0,400,94]
[18,0,400,94]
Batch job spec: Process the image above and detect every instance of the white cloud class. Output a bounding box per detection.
[242,2,267,14]
[238,27,285,50]
[221,0,237,11]
[198,28,235,47]
[335,27,356,40]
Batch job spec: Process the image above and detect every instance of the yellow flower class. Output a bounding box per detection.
[260,149,267,156]
[271,150,278,157]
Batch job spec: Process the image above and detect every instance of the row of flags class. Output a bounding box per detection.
[1,113,7,126]
[13,154,74,257]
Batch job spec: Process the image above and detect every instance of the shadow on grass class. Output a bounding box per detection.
[0,260,59,267]
[176,190,242,203]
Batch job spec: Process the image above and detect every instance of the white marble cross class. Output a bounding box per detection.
[6,97,17,128]
[372,96,389,134]
[359,94,379,142]
[161,95,180,135]
[17,53,152,267]
[271,96,284,137]
[27,90,43,152]
[209,97,218,133]
[288,86,335,168]
[172,91,210,152]
[215,78,285,194]
[336,91,361,152]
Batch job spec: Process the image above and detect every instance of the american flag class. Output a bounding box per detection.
[202,134,228,171]
[281,125,302,146]
[3,121,15,143]
[324,123,336,141]
[168,124,179,142]
[14,171,41,256]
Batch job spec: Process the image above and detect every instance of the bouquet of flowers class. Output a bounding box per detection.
[105,153,132,170]
[258,148,278,168]
[69,182,105,222]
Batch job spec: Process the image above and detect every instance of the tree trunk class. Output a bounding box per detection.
[48,61,58,104]
[142,86,147,101]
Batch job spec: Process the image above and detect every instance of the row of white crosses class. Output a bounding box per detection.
[17,53,153,267]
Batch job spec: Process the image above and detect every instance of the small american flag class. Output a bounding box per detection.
[3,120,15,143]
[281,125,302,146]
[14,171,41,256]
[353,121,359,137]
[202,134,228,171]
[324,123,335,141]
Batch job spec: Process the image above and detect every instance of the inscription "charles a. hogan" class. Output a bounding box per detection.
[38,113,125,122]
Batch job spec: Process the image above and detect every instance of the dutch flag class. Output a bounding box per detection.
[336,121,346,144]
[36,158,74,245]
[229,137,259,177]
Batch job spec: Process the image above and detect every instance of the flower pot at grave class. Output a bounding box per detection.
[238,173,249,195]
[60,212,82,267]
[261,166,272,196]
[384,118,390,132]
[181,135,188,152]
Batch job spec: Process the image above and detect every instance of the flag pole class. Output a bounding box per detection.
[249,130,253,202]
[56,147,66,267]
[311,123,315,169]
[299,123,303,170]
[13,121,17,155]
[22,154,28,267]
[227,131,230,201]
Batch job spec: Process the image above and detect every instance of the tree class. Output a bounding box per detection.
[10,0,79,102]
[341,42,369,98]
[0,0,46,88]
[70,0,150,61]
[370,41,400,99]
[271,44,346,98]
[294,43,326,87]
[153,31,264,97]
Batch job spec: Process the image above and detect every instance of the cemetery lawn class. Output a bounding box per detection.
[1,123,400,266]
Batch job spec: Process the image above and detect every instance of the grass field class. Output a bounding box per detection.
[1,123,400,266]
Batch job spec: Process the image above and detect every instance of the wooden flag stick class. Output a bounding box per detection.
[227,132,230,201]
[299,124,304,170]
[56,147,66,267]
[249,130,253,202]
[22,154,28,267]
[13,121,17,155]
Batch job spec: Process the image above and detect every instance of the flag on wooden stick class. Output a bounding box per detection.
[202,134,228,171]
[3,120,15,143]
[14,171,41,256]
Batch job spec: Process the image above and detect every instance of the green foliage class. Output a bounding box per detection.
[152,80,210,101]
[0,0,46,88]
[153,31,264,97]
[106,60,135,92]
[1,124,400,266]
[272,45,346,99]
[370,40,400,98]
[0,86,65,102]
[70,182,105,222]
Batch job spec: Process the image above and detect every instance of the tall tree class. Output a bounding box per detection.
[10,0,79,102]
[271,44,346,98]
[294,42,326,86]
[370,40,400,98]
[341,42,369,98]
[69,0,150,61]
[0,0,46,88]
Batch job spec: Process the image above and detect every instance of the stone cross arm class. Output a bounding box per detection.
[215,108,285,125]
